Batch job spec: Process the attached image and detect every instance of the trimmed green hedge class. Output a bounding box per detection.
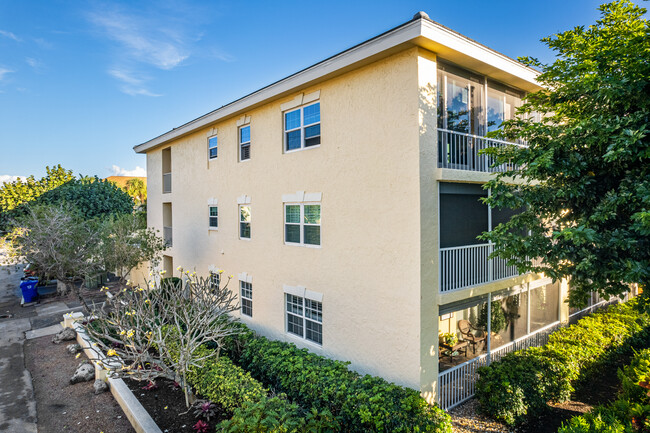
[225,331,452,433]
[186,348,267,414]
[558,348,650,433]
[475,296,650,426]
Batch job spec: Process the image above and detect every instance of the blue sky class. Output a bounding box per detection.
[0,0,611,182]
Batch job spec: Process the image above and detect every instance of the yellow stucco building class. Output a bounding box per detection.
[134,12,608,409]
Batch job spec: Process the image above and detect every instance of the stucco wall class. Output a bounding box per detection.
[145,48,423,388]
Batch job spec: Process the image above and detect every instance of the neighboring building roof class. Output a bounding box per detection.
[105,176,147,189]
[134,11,541,154]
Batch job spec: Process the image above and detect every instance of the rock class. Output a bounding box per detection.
[52,327,77,344]
[66,343,81,354]
[93,379,108,394]
[70,362,95,384]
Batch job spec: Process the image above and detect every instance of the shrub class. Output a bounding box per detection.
[228,331,452,433]
[476,296,650,425]
[558,348,650,433]
[188,349,267,414]
[217,396,339,433]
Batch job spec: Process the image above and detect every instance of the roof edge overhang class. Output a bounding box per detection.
[134,16,541,154]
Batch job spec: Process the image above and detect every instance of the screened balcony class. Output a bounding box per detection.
[436,61,527,173]
[439,182,529,293]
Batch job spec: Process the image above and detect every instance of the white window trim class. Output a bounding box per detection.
[239,204,251,240]
[208,134,218,160]
[239,273,253,317]
[208,205,218,230]
[283,284,323,346]
[283,100,321,153]
[284,202,321,248]
[239,124,251,162]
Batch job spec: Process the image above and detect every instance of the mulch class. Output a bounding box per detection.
[124,378,227,433]
[24,335,134,433]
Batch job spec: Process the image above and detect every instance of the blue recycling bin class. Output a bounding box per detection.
[20,279,39,303]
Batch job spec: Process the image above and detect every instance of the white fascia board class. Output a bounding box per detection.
[133,21,422,154]
[134,18,540,154]
[419,20,539,89]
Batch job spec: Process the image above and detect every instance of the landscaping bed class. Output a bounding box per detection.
[124,377,225,433]
[24,333,134,433]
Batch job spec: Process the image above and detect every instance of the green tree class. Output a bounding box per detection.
[482,0,650,306]
[35,176,134,219]
[125,178,147,206]
[0,165,74,231]
[4,205,102,304]
[98,213,166,284]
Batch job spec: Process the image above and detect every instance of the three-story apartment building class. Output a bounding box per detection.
[135,12,588,409]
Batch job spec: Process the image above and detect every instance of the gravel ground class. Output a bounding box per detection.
[449,399,517,433]
[24,334,134,433]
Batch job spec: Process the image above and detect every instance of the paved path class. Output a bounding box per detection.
[0,265,83,433]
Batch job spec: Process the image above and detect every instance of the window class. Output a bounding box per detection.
[240,281,252,317]
[209,272,220,290]
[285,203,320,246]
[208,136,218,159]
[286,294,322,344]
[239,125,251,161]
[209,206,218,229]
[239,205,251,239]
[284,102,320,152]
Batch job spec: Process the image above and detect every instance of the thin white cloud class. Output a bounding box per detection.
[0,30,20,42]
[25,57,44,71]
[88,9,188,70]
[0,175,27,185]
[0,68,13,81]
[110,165,146,177]
[108,68,161,97]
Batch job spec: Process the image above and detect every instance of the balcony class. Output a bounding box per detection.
[440,243,541,293]
[163,226,172,247]
[163,172,172,194]
[437,129,524,173]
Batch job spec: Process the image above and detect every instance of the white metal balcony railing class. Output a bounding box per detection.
[438,292,629,411]
[438,129,524,173]
[440,243,532,292]
[437,321,561,411]
[163,226,172,247]
[163,172,172,193]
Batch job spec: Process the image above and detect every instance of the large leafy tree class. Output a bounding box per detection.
[483,0,650,306]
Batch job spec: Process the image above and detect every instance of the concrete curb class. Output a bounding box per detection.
[64,314,163,433]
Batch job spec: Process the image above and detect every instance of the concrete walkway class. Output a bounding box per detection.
[0,265,83,433]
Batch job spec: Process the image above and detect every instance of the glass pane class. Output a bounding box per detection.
[209,147,218,159]
[209,207,218,217]
[241,298,252,317]
[530,282,560,332]
[287,313,303,336]
[286,294,303,315]
[285,224,300,243]
[209,217,218,228]
[240,144,250,160]
[490,291,529,349]
[303,205,320,224]
[286,130,301,151]
[285,110,301,130]
[305,320,322,344]
[303,103,320,125]
[240,206,251,222]
[438,297,488,372]
[305,299,322,322]
[240,125,250,144]
[304,135,320,147]
[240,222,250,238]
[487,90,505,132]
[304,226,320,245]
[304,124,320,139]
[285,205,300,223]
[446,76,470,133]
[209,136,218,149]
